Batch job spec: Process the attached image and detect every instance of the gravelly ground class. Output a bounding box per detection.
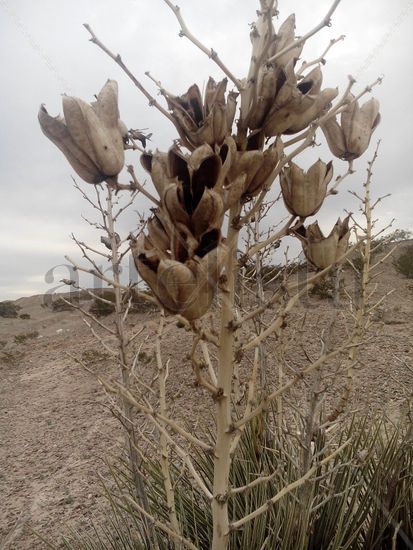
[1,248,412,549]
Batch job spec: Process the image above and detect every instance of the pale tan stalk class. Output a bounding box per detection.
[155,313,181,547]
[106,187,158,548]
[211,205,240,550]
[328,144,379,422]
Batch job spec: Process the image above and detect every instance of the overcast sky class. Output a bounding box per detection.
[0,0,412,300]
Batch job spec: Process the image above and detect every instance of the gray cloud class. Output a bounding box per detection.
[1,0,412,299]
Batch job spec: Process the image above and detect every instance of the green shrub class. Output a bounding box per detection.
[0,301,21,318]
[393,245,413,279]
[19,313,31,320]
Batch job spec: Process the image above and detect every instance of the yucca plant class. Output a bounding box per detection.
[58,412,413,550]
[36,0,405,548]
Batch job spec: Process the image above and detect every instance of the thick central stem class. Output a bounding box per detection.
[212,208,240,550]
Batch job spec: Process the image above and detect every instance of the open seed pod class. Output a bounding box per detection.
[132,235,227,320]
[296,215,351,269]
[166,78,238,149]
[280,159,333,217]
[322,94,381,160]
[247,14,304,130]
[265,82,338,136]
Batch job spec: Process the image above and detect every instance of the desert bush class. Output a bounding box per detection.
[309,276,335,300]
[81,349,110,365]
[0,349,25,365]
[93,289,116,302]
[51,296,80,312]
[373,229,412,255]
[14,331,39,344]
[130,290,157,314]
[89,298,115,317]
[0,301,21,318]
[393,245,413,279]
[19,313,31,320]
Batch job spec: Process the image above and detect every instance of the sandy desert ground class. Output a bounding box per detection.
[1,246,412,549]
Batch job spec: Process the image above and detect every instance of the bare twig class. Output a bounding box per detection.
[162,0,242,90]
[83,24,176,123]
[267,0,343,64]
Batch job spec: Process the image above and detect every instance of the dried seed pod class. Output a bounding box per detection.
[297,215,351,269]
[322,94,381,160]
[166,79,238,148]
[38,80,125,183]
[280,159,333,217]
[246,138,284,196]
[265,86,338,136]
[132,235,227,320]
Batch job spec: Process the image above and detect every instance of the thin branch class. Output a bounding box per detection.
[162,0,242,89]
[233,341,357,430]
[245,215,296,258]
[127,165,160,206]
[230,468,279,495]
[60,296,116,335]
[267,0,343,64]
[83,24,175,123]
[297,35,345,76]
[201,340,218,387]
[65,255,158,305]
[108,381,213,452]
[229,438,351,531]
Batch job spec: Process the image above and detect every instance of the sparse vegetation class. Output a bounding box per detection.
[61,414,413,550]
[14,331,39,344]
[51,296,80,312]
[19,313,31,320]
[0,301,21,318]
[130,289,157,314]
[394,244,413,279]
[89,297,115,317]
[309,276,335,300]
[0,349,25,365]
[81,349,110,365]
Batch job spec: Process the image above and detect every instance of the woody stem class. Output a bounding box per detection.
[211,206,240,550]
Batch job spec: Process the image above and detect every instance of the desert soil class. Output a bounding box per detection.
[1,248,412,549]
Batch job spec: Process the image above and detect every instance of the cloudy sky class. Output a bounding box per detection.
[1,0,412,300]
